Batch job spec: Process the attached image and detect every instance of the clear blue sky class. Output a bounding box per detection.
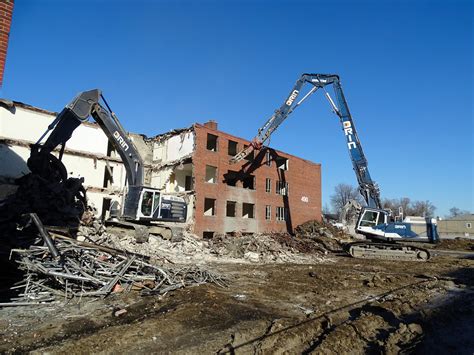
[3,0,473,216]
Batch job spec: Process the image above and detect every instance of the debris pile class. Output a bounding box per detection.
[100,231,214,264]
[87,229,332,265]
[294,219,353,252]
[6,234,226,306]
[295,219,348,239]
[209,233,329,263]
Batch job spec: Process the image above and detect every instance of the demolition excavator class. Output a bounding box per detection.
[28,89,187,225]
[230,73,439,261]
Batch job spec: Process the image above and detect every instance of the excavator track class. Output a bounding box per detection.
[346,242,431,262]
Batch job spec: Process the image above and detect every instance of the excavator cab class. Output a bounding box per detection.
[358,208,388,228]
[356,207,439,244]
[133,187,187,222]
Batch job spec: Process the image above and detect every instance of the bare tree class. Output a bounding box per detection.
[448,207,470,218]
[410,200,436,218]
[382,197,411,216]
[330,183,363,217]
[383,197,437,218]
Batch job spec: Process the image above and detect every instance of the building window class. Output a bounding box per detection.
[205,165,217,183]
[467,223,472,229]
[226,201,237,217]
[228,140,238,156]
[242,203,255,219]
[206,133,218,151]
[103,165,114,188]
[204,198,216,216]
[242,174,255,190]
[276,157,289,170]
[276,207,287,221]
[265,178,271,193]
[265,150,271,166]
[203,231,214,239]
[185,175,193,191]
[276,181,289,196]
[265,205,271,220]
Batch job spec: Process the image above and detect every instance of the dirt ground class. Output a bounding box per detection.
[0,249,473,354]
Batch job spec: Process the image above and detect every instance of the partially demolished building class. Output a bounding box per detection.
[0,102,322,238]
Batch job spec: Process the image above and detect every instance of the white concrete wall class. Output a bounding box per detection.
[152,131,194,163]
[0,104,128,216]
[0,106,109,155]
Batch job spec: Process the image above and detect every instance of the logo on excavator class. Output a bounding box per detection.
[113,131,129,151]
[286,90,299,106]
[343,121,357,150]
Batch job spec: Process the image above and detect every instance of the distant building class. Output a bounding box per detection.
[438,214,474,238]
[0,102,322,238]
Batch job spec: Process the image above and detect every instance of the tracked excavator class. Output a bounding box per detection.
[28,89,187,235]
[230,74,439,261]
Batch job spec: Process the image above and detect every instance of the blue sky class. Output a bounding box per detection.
[3,0,473,216]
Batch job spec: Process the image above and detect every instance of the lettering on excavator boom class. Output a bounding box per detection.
[113,131,130,151]
[286,90,299,106]
[343,121,357,150]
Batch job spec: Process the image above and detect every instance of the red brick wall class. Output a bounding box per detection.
[0,0,13,87]
[192,123,321,238]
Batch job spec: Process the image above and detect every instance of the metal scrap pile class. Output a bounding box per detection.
[6,234,226,306]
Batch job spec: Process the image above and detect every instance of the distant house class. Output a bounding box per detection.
[438,214,474,238]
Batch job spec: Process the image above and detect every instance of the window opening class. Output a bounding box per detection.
[265,178,271,193]
[203,231,214,239]
[265,150,271,166]
[276,157,289,170]
[205,165,217,183]
[276,181,289,195]
[276,207,287,221]
[204,198,216,216]
[265,205,271,220]
[206,133,218,151]
[242,203,255,219]
[226,201,237,217]
[185,175,193,191]
[228,140,238,156]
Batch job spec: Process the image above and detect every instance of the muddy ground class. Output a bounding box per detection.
[0,248,473,354]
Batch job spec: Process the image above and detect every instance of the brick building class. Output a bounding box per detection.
[0,0,14,87]
[192,121,321,238]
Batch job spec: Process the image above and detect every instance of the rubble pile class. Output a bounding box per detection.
[81,227,331,265]
[209,233,329,263]
[294,219,353,252]
[100,231,215,264]
[7,235,226,305]
[295,219,349,239]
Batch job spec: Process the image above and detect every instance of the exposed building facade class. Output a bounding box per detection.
[191,121,321,238]
[0,100,322,238]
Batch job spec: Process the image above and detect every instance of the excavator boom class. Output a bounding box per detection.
[230,74,439,261]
